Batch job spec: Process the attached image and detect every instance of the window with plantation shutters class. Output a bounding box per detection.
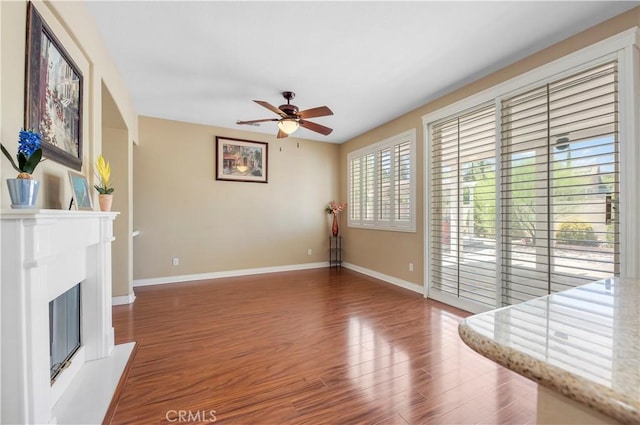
[501,61,619,305]
[430,105,497,308]
[427,60,622,312]
[348,130,416,231]
[349,152,375,222]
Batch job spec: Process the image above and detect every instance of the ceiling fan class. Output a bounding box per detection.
[236,91,333,139]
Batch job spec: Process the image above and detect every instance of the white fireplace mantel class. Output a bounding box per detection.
[1,209,133,424]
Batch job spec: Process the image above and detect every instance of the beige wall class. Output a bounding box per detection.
[102,83,133,298]
[339,7,640,287]
[0,1,137,299]
[0,0,137,209]
[133,116,340,280]
[104,127,130,297]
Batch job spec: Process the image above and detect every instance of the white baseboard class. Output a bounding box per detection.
[112,293,136,305]
[342,262,424,294]
[132,262,328,287]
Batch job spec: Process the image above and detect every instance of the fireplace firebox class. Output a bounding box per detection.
[49,283,81,382]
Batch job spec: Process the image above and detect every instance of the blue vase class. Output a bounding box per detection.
[7,178,40,209]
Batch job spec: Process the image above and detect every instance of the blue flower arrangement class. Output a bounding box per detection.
[1,129,44,178]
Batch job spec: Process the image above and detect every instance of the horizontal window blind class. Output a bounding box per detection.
[431,105,497,307]
[501,62,619,305]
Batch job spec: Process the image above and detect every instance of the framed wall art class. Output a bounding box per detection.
[215,137,268,183]
[68,171,93,211]
[25,2,83,171]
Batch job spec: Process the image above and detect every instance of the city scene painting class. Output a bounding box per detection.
[216,137,268,183]
[25,3,83,171]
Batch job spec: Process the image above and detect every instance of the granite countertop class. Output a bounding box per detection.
[458,277,639,424]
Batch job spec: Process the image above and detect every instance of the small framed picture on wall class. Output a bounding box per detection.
[215,136,268,183]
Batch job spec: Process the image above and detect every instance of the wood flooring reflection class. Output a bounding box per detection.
[110,268,536,424]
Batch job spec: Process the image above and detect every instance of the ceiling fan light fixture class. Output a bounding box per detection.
[238,92,332,137]
[277,119,299,135]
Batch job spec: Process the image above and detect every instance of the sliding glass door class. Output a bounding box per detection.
[501,62,619,305]
[431,106,497,307]
[429,61,620,310]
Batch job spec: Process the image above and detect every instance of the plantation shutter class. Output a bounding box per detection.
[501,62,619,305]
[395,141,412,222]
[378,147,392,221]
[349,156,362,222]
[378,142,412,223]
[363,153,375,221]
[349,153,376,223]
[431,105,497,307]
[348,130,416,230]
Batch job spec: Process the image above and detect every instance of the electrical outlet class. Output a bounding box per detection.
[409,263,414,272]
[172,257,179,266]
[307,249,312,256]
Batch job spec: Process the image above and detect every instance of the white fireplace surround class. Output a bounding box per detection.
[1,210,133,424]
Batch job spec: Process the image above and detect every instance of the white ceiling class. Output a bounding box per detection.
[85,1,638,143]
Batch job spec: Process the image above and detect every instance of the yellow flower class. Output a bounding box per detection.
[94,155,114,194]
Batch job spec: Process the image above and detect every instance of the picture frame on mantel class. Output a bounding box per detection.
[215,136,268,183]
[25,2,83,171]
[68,171,93,211]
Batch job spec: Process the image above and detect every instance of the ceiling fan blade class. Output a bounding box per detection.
[298,106,333,119]
[300,119,333,136]
[254,100,287,117]
[277,129,288,139]
[236,118,278,125]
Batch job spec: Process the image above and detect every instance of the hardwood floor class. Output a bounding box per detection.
[110,268,536,424]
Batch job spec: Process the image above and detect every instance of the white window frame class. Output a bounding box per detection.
[348,129,417,232]
[423,28,640,313]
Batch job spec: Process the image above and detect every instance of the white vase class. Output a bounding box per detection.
[6,178,39,209]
